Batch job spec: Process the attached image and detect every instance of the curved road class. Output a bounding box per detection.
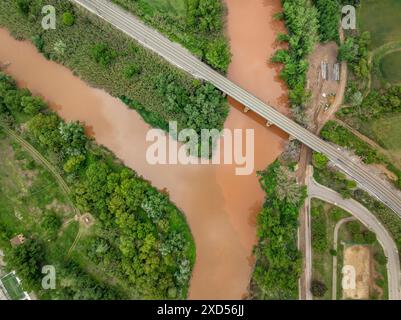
[70,0,401,217]
[307,169,401,300]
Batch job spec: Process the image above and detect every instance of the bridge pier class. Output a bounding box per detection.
[243,107,250,113]
[266,120,273,127]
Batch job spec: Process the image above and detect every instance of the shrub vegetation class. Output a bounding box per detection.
[251,160,307,299]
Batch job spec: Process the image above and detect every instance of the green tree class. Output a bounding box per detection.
[314,0,340,42]
[16,0,31,16]
[3,88,30,113]
[28,113,63,152]
[312,152,329,169]
[58,121,87,157]
[338,37,357,62]
[205,38,231,73]
[311,279,327,297]
[63,154,86,173]
[5,239,45,292]
[42,212,62,239]
[21,95,45,115]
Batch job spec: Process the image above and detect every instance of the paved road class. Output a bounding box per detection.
[70,0,401,217]
[332,217,356,300]
[307,167,401,300]
[303,192,313,300]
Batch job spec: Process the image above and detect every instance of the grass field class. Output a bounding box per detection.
[358,0,401,87]
[0,273,25,300]
[0,137,74,244]
[370,114,401,151]
[138,0,187,16]
[380,51,401,84]
[348,114,401,168]
[311,199,349,300]
[0,133,117,298]
[358,0,401,49]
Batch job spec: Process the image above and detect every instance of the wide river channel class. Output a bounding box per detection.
[0,0,288,299]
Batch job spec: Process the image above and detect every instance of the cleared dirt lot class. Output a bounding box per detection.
[342,245,371,299]
[306,42,341,132]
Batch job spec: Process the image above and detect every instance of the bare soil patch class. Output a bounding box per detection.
[306,42,340,132]
[342,245,371,299]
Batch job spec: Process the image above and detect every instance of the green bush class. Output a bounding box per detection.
[374,251,387,265]
[312,152,329,169]
[42,212,62,238]
[321,121,382,164]
[62,12,75,26]
[15,0,30,15]
[123,64,142,79]
[347,221,361,235]
[363,230,376,244]
[90,43,117,67]
[311,279,327,297]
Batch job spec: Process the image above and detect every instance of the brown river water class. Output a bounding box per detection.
[0,0,288,299]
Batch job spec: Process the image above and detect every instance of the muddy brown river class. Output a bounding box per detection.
[0,0,288,299]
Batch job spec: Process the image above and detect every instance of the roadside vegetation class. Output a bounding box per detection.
[0,72,195,299]
[0,0,228,142]
[250,159,307,299]
[310,200,349,300]
[312,152,401,254]
[110,0,231,73]
[320,120,401,189]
